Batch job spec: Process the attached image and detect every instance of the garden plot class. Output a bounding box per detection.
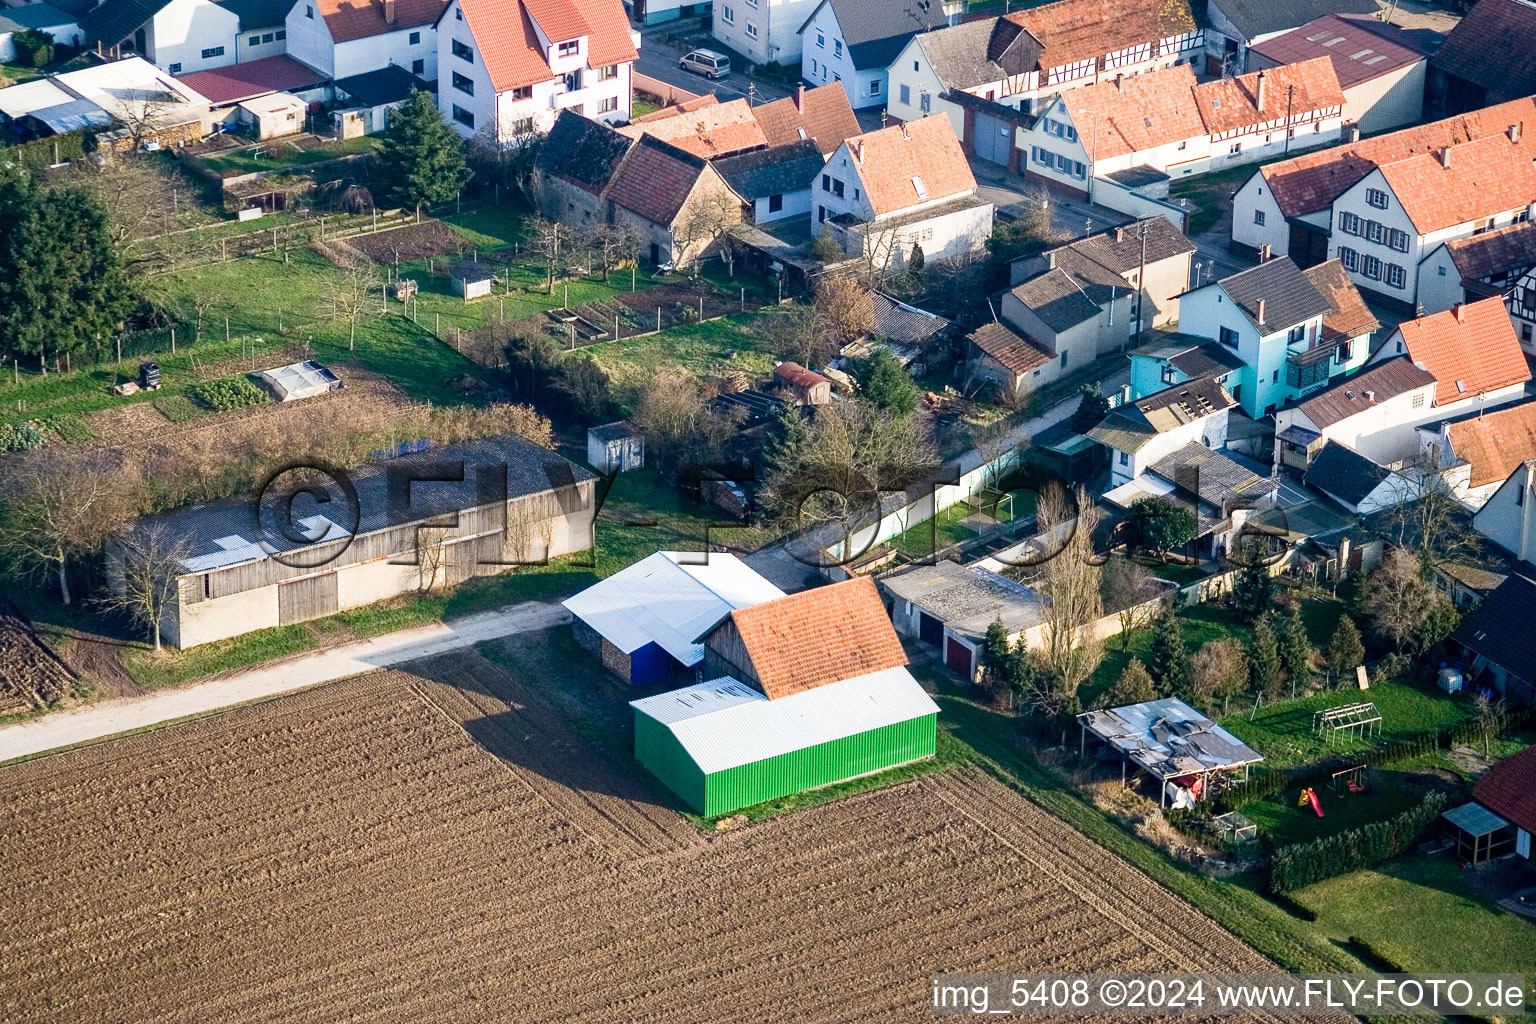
[344,220,470,264]
[0,655,1330,1024]
[0,613,73,716]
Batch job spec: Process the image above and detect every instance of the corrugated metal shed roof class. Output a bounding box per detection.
[1079,696,1263,778]
[632,667,938,774]
[563,552,784,665]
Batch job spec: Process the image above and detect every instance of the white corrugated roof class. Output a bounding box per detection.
[562,551,785,666]
[0,79,76,119]
[632,667,939,775]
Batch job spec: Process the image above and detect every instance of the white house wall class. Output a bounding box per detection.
[714,0,816,64]
[886,38,959,137]
[800,4,878,108]
[237,23,289,62]
[752,186,811,223]
[1343,61,1425,134]
[1417,245,1466,314]
[147,0,240,74]
[285,1,336,76]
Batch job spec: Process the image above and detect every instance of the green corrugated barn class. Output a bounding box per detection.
[630,669,940,816]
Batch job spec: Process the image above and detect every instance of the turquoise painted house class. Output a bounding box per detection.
[1144,257,1376,419]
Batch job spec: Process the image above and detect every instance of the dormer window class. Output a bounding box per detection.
[911,176,928,199]
[557,39,579,58]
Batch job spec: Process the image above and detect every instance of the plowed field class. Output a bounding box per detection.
[0,653,1328,1023]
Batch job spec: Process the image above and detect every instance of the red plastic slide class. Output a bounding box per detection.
[1304,788,1324,818]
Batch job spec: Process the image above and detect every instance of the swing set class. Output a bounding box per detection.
[1329,764,1370,796]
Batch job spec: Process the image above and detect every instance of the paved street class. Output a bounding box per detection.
[0,600,571,762]
[635,25,791,106]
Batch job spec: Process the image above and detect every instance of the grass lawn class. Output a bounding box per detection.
[193,135,381,176]
[1168,163,1258,235]
[442,205,531,249]
[1240,767,1430,845]
[576,312,775,398]
[888,487,1037,558]
[1220,676,1474,769]
[1293,855,1536,977]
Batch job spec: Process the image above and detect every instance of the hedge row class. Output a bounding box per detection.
[1221,705,1533,812]
[5,131,88,172]
[1268,791,1449,892]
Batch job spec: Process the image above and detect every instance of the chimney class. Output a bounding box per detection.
[853,140,864,162]
[1509,122,1523,144]
[1046,250,1056,270]
[1364,389,1376,402]
[1114,227,1125,242]
[1344,123,1361,143]
[1439,145,1452,168]
[1115,73,1125,90]
[1256,298,1266,324]
[1259,242,1272,262]
[1454,302,1466,324]
[1255,70,1267,111]
[382,0,396,22]
[796,84,805,111]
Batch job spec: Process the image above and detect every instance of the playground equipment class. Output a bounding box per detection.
[1331,765,1368,796]
[1313,701,1382,746]
[1298,788,1325,817]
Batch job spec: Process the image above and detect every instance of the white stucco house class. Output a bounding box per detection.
[81,0,245,74]
[1231,96,1536,304]
[712,0,812,64]
[1272,356,1438,469]
[0,4,83,63]
[796,0,954,110]
[1089,375,1237,488]
[284,0,442,82]
[1418,221,1536,353]
[812,113,993,270]
[435,0,635,144]
[1367,297,1532,424]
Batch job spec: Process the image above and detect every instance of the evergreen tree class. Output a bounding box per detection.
[375,91,472,210]
[809,224,844,262]
[1109,658,1156,705]
[1069,382,1111,434]
[1249,616,1282,702]
[1279,605,1314,691]
[1147,608,1190,698]
[759,399,808,473]
[1229,557,1275,624]
[1327,615,1365,676]
[0,173,132,363]
[908,241,925,271]
[1005,638,1034,714]
[979,616,1013,689]
[853,348,921,418]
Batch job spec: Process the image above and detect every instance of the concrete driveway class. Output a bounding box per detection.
[635,25,792,106]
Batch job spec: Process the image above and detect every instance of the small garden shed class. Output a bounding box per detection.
[633,577,939,815]
[450,262,496,300]
[586,421,644,474]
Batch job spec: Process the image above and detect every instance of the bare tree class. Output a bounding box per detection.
[528,216,568,294]
[1365,547,1436,651]
[592,223,643,284]
[0,460,131,606]
[672,187,744,275]
[1101,557,1161,648]
[1036,483,1103,701]
[1471,691,1507,755]
[73,156,200,274]
[1191,638,1249,715]
[1377,473,1485,568]
[413,525,451,591]
[811,276,875,353]
[107,87,190,150]
[326,260,383,350]
[101,522,192,651]
[505,500,554,564]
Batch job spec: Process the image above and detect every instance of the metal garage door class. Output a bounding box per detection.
[919,611,944,647]
[973,112,1012,166]
[277,571,339,625]
[945,636,973,678]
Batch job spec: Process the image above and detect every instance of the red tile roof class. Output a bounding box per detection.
[174,54,324,105]
[845,114,976,217]
[1434,0,1536,104]
[1302,258,1378,343]
[605,134,712,226]
[773,362,829,388]
[314,0,444,43]
[969,321,1051,374]
[1192,56,1344,136]
[1393,295,1530,406]
[633,94,718,122]
[1004,0,1196,71]
[1375,131,1536,234]
[1248,14,1427,90]
[722,577,909,699]
[1472,743,1536,835]
[751,84,861,155]
[455,0,635,94]
[618,96,767,158]
[1051,64,1205,161]
[1258,96,1536,219]
[1446,401,1536,489]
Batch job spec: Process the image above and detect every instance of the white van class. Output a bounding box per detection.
[680,48,731,79]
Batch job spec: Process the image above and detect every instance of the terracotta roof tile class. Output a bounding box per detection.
[969,321,1052,374]
[1192,56,1344,137]
[1434,0,1536,104]
[606,135,710,226]
[1051,64,1205,161]
[1302,258,1378,343]
[456,0,635,94]
[844,114,976,217]
[619,96,767,158]
[721,577,909,699]
[751,84,861,155]
[314,0,444,43]
[1393,295,1531,405]
[1005,0,1195,70]
[1375,132,1536,235]
[1259,96,1536,218]
[633,94,717,122]
[1472,735,1536,833]
[1447,401,1536,489]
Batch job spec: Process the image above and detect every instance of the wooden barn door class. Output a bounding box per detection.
[945,637,973,679]
[278,572,339,625]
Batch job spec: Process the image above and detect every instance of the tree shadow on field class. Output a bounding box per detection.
[404,639,688,815]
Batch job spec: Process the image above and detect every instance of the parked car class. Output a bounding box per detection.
[680,48,731,79]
